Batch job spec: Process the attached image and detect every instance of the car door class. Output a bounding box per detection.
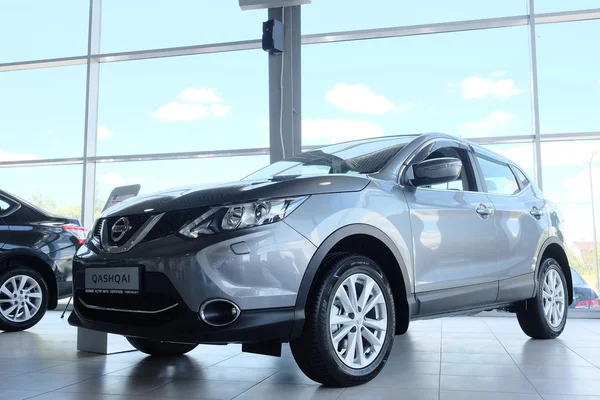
[474,153,549,303]
[402,140,499,315]
[0,196,15,249]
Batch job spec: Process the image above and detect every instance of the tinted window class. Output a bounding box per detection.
[477,156,520,195]
[571,268,586,285]
[244,137,414,180]
[0,195,18,216]
[512,166,530,188]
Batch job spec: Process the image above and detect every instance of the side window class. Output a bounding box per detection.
[0,196,18,217]
[511,166,530,188]
[421,146,475,192]
[0,199,10,212]
[477,156,520,195]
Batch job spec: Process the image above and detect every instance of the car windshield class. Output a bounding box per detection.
[244,136,415,180]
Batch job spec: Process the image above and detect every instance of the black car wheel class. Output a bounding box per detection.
[516,258,568,339]
[290,253,395,387]
[0,266,48,332]
[126,337,198,356]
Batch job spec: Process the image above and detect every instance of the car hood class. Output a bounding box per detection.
[101,175,370,217]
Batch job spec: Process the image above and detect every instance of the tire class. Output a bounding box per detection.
[290,253,396,387]
[0,266,48,332]
[126,337,198,356]
[516,258,568,339]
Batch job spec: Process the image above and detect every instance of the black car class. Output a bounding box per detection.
[570,267,600,309]
[0,190,87,331]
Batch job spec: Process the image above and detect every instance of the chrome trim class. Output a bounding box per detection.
[199,299,241,327]
[100,213,165,253]
[79,298,179,314]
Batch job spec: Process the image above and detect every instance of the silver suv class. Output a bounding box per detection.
[69,133,572,387]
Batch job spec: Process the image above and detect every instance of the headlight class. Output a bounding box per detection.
[179,196,309,238]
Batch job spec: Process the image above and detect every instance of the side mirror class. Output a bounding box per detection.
[407,157,462,187]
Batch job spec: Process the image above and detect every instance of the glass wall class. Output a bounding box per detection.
[303,26,532,145]
[1,1,600,313]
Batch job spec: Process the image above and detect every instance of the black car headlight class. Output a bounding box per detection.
[179,196,309,238]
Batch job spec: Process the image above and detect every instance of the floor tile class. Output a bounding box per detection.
[339,387,439,400]
[530,378,600,396]
[4,311,600,400]
[441,362,524,377]
[441,352,515,364]
[380,361,440,375]
[57,375,172,396]
[440,391,542,400]
[0,372,96,392]
[441,375,536,393]
[369,372,440,389]
[195,366,279,382]
[264,368,320,385]
[143,379,257,399]
[233,382,343,400]
[541,396,600,400]
[0,389,46,400]
[520,365,600,380]
[511,352,593,367]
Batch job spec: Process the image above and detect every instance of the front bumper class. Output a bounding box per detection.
[68,222,315,343]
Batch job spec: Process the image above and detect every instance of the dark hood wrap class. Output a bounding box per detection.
[101,175,371,217]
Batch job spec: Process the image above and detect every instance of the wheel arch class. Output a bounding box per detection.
[0,249,58,310]
[291,224,414,338]
[536,238,573,305]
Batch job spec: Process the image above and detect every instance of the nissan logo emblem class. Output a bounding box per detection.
[111,217,131,242]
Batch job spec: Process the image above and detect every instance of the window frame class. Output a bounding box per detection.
[509,164,531,191]
[474,152,523,196]
[0,194,21,218]
[400,138,482,193]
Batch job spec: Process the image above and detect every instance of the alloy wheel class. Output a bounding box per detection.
[329,273,388,369]
[0,275,43,323]
[542,268,566,328]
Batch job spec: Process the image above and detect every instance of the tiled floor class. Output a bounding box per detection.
[1,312,600,400]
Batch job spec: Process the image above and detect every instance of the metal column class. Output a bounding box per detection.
[77,0,109,354]
[268,6,301,163]
[528,0,543,190]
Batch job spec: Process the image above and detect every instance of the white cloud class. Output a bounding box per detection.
[459,111,515,138]
[154,102,210,122]
[0,149,40,162]
[99,172,127,186]
[97,126,116,141]
[326,83,405,114]
[492,71,507,77]
[427,106,437,115]
[209,104,232,118]
[155,87,231,122]
[99,172,146,187]
[302,119,383,145]
[461,76,523,100]
[395,103,413,113]
[178,88,222,104]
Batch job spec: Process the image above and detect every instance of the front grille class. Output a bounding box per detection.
[92,207,209,247]
[106,214,152,246]
[74,272,184,326]
[93,220,102,238]
[142,208,208,242]
[77,291,177,312]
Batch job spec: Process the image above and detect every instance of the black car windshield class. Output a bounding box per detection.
[244,136,415,180]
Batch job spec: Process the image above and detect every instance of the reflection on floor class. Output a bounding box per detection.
[1,312,600,400]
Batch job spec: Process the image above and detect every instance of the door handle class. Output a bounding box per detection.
[530,206,544,218]
[476,204,493,216]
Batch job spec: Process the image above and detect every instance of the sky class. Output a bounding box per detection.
[0,1,600,250]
